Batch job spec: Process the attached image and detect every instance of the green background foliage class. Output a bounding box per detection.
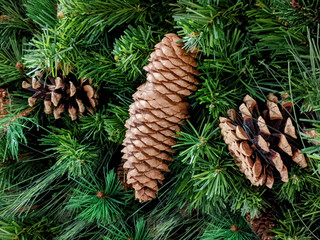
[0,0,319,239]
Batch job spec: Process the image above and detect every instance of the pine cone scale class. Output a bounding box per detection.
[129,106,183,123]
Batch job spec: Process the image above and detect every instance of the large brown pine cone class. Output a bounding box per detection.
[22,70,98,120]
[246,210,276,240]
[219,94,307,188]
[122,33,199,202]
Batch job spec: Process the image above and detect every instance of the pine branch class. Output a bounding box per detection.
[171,119,243,212]
[59,0,149,39]
[0,38,26,86]
[246,1,309,57]
[286,29,320,114]
[272,209,315,240]
[101,217,153,240]
[0,153,48,191]
[0,97,35,161]
[173,119,220,166]
[0,217,60,240]
[75,40,114,86]
[192,70,241,118]
[231,186,267,218]
[55,220,96,240]
[66,170,130,224]
[271,0,320,28]
[23,28,75,77]
[146,197,207,240]
[172,0,246,55]
[202,211,258,240]
[78,97,131,145]
[112,25,162,81]
[301,122,320,175]
[0,0,35,47]
[40,127,100,178]
[277,165,320,203]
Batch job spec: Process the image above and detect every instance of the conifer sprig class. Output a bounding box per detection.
[0,217,60,240]
[112,25,162,81]
[0,0,35,47]
[24,0,58,28]
[66,170,130,224]
[0,38,26,86]
[202,211,258,240]
[174,120,220,165]
[101,217,153,240]
[40,128,99,178]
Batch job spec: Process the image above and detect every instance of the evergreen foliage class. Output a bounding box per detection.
[202,212,258,240]
[66,170,130,224]
[112,25,163,81]
[0,0,319,239]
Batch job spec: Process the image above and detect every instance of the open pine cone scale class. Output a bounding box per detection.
[220,94,307,188]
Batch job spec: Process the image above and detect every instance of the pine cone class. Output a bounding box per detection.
[22,70,98,120]
[0,88,9,118]
[246,211,276,240]
[122,33,199,202]
[219,94,307,188]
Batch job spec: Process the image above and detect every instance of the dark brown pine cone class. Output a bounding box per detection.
[219,94,307,188]
[22,69,98,120]
[246,210,276,240]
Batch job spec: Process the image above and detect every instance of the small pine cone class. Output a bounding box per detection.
[219,94,307,188]
[22,70,98,120]
[246,211,276,240]
[122,33,199,202]
[0,88,9,118]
